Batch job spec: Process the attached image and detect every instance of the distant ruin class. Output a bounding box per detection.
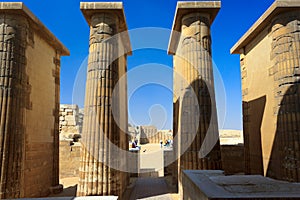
[59,104,83,140]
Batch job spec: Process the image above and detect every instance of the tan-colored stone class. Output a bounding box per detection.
[231,0,300,182]
[168,1,222,195]
[182,170,300,199]
[77,2,131,197]
[0,2,69,199]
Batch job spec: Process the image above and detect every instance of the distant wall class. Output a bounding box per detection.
[59,104,83,140]
[147,131,173,144]
[221,144,245,175]
[139,128,173,144]
[59,141,81,179]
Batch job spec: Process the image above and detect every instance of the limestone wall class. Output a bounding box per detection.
[59,104,82,140]
[241,21,273,177]
[235,9,300,182]
[147,131,173,144]
[59,141,81,179]
[23,30,59,198]
[219,130,245,175]
[221,145,245,175]
[139,126,173,144]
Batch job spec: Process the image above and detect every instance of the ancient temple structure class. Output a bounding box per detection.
[77,2,131,197]
[168,1,222,195]
[231,0,300,182]
[0,2,69,198]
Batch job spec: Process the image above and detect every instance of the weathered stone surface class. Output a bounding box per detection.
[136,126,173,144]
[219,129,243,145]
[231,0,300,182]
[168,1,222,195]
[182,170,300,199]
[59,104,82,140]
[59,141,81,179]
[0,2,69,198]
[137,127,173,144]
[221,144,245,175]
[77,2,131,197]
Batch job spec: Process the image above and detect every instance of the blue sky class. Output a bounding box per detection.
[8,0,275,130]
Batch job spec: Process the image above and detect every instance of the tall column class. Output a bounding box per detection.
[51,52,62,192]
[271,10,300,182]
[168,2,222,195]
[78,2,131,197]
[0,14,28,199]
[178,12,221,171]
[0,3,69,198]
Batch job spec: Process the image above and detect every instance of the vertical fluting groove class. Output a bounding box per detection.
[271,10,300,182]
[78,12,128,197]
[52,52,60,188]
[176,12,221,178]
[0,14,28,199]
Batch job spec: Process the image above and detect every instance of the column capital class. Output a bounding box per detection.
[80,2,131,55]
[168,1,220,55]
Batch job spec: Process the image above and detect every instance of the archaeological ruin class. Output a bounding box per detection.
[231,0,300,182]
[0,0,300,199]
[0,2,69,198]
[168,1,222,195]
[59,104,83,140]
[76,2,131,197]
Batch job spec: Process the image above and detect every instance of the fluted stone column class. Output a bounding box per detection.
[78,2,131,197]
[0,14,28,199]
[168,2,222,195]
[178,12,221,170]
[270,10,300,182]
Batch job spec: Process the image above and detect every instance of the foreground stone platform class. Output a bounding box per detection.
[15,197,117,200]
[182,170,300,199]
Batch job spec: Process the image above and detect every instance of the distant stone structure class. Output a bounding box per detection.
[139,125,157,144]
[219,130,245,175]
[59,104,82,140]
[59,141,81,179]
[219,129,244,145]
[128,124,137,140]
[147,130,173,144]
[231,0,300,182]
[77,2,131,197]
[168,1,222,194]
[136,126,173,144]
[0,2,69,198]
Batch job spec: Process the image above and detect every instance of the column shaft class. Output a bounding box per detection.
[270,10,300,182]
[177,12,221,172]
[0,14,28,199]
[78,13,126,197]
